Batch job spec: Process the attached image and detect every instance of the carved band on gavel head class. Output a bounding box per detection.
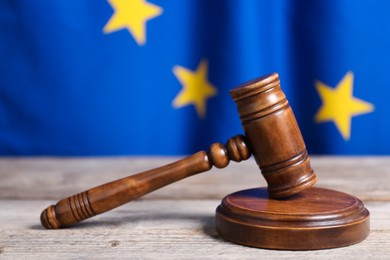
[230,73,317,198]
[40,72,317,229]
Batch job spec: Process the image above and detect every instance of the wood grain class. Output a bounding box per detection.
[38,73,320,229]
[216,187,369,250]
[230,73,317,198]
[1,157,389,201]
[40,135,250,229]
[0,199,389,259]
[0,157,390,258]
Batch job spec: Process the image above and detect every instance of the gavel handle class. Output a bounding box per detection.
[40,135,250,229]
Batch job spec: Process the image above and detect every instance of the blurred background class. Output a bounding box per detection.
[0,0,389,156]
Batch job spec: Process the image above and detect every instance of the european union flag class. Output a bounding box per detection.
[0,0,389,155]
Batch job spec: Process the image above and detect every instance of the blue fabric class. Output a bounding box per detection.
[0,0,389,155]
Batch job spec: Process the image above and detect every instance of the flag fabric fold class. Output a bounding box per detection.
[0,0,389,155]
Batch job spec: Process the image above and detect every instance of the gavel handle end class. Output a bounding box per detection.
[41,205,61,229]
[39,135,250,229]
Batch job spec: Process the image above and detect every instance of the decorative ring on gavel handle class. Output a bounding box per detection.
[40,72,318,229]
[40,135,250,229]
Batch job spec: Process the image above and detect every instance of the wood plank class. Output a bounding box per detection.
[1,157,389,200]
[0,199,389,259]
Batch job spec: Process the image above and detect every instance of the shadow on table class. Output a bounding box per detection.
[30,211,224,242]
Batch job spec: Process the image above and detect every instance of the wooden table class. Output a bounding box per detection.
[1,157,389,259]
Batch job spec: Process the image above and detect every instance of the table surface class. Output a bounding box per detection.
[1,156,389,259]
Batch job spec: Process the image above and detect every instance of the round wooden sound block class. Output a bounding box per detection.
[216,187,369,250]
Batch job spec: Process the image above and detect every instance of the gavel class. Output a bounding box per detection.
[40,73,317,229]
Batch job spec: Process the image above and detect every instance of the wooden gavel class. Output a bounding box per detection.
[40,73,317,229]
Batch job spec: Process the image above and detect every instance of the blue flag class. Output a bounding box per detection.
[0,0,389,155]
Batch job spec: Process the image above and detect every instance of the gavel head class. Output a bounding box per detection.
[230,73,317,198]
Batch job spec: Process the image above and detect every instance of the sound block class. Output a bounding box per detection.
[216,187,369,250]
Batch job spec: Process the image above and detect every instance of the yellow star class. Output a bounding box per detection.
[172,59,217,118]
[314,72,374,140]
[103,0,162,45]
